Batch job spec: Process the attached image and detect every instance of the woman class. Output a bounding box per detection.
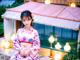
[11,10,40,60]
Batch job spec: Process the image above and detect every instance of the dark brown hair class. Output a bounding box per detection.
[20,10,33,26]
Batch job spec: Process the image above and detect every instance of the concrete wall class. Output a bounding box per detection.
[4,18,16,39]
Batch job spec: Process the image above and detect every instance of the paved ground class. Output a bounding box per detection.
[0,53,10,60]
[0,54,50,60]
[0,38,10,60]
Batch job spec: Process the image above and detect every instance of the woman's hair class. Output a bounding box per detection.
[20,10,33,26]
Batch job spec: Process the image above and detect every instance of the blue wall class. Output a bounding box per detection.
[33,23,78,48]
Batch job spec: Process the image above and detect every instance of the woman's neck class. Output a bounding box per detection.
[24,26,31,31]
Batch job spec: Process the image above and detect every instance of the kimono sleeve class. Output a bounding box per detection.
[13,29,21,51]
[30,30,40,56]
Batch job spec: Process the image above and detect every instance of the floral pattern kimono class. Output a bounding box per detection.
[10,27,40,60]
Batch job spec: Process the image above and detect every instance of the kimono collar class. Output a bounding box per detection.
[23,27,33,33]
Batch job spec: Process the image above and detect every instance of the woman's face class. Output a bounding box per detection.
[22,16,32,28]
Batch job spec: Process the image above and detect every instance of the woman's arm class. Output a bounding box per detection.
[30,30,40,57]
[13,29,21,51]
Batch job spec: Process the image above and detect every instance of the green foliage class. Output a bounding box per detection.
[0,6,6,22]
[52,32,56,37]
[63,53,78,60]
[8,0,23,7]
[40,33,78,59]
[6,1,23,8]
[0,22,4,36]
[16,0,24,4]
[0,6,5,36]
[0,0,24,37]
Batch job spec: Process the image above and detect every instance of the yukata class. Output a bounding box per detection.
[10,27,40,60]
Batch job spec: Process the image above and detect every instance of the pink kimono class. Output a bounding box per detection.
[11,27,40,60]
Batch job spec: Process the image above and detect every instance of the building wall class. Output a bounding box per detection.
[33,23,78,47]
[4,18,16,39]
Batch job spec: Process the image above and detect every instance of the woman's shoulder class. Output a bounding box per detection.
[17,28,24,33]
[32,27,38,32]
[31,27,39,34]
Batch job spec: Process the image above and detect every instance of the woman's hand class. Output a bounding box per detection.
[19,42,32,57]
[19,49,30,57]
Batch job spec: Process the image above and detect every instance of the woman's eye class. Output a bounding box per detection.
[27,18,31,21]
[28,17,32,20]
[23,19,26,21]
[22,18,31,21]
